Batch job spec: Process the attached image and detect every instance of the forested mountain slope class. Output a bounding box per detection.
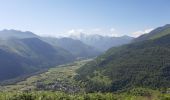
[76,25,170,92]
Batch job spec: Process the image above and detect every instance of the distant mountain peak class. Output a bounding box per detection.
[0,29,37,39]
[133,24,170,42]
[164,24,170,27]
[68,33,133,52]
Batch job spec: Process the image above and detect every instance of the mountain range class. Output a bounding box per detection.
[70,33,134,52]
[0,30,74,81]
[0,29,131,82]
[42,37,101,58]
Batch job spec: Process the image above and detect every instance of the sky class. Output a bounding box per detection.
[0,0,170,37]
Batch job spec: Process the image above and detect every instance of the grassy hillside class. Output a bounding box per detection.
[0,90,170,100]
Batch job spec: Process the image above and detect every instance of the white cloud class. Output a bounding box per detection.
[109,28,120,37]
[92,28,101,32]
[88,27,121,37]
[68,29,75,34]
[68,29,84,34]
[47,27,121,38]
[110,28,115,32]
[63,29,84,37]
[110,33,119,37]
[132,28,154,37]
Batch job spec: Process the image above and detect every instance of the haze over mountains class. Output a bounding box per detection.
[43,37,101,58]
[0,30,74,81]
[70,33,134,51]
[0,29,132,81]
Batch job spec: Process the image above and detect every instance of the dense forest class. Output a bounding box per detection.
[76,24,170,92]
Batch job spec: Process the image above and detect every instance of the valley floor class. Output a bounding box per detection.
[0,59,170,100]
[0,59,91,92]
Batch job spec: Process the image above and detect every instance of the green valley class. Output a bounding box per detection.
[0,59,170,100]
[1,59,91,92]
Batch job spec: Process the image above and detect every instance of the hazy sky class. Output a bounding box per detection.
[0,0,170,37]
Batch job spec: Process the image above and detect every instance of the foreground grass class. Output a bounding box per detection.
[0,91,169,100]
